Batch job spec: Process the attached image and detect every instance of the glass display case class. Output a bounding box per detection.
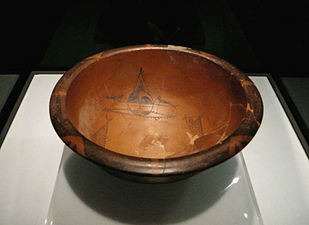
[0,73,308,225]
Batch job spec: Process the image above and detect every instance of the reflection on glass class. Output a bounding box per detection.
[224,176,240,191]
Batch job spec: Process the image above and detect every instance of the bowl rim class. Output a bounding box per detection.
[49,44,263,176]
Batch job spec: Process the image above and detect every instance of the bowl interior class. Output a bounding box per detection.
[65,49,247,159]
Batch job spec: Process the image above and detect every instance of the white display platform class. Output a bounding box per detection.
[0,74,308,225]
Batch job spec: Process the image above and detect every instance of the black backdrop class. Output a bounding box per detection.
[1,0,308,76]
[0,0,308,142]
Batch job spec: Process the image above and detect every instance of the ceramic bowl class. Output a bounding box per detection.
[50,45,263,183]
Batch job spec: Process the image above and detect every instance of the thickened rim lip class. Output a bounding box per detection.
[49,44,263,177]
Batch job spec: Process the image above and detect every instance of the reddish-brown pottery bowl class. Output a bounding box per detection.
[50,45,263,183]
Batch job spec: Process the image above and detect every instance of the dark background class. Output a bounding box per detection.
[1,0,308,75]
[0,0,308,141]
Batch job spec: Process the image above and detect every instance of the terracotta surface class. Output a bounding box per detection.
[50,45,263,183]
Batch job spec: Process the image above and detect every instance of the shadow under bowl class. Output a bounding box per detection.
[50,45,263,183]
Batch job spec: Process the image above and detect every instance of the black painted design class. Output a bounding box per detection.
[93,114,112,147]
[108,94,124,101]
[184,115,204,136]
[127,68,153,104]
[103,68,176,119]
